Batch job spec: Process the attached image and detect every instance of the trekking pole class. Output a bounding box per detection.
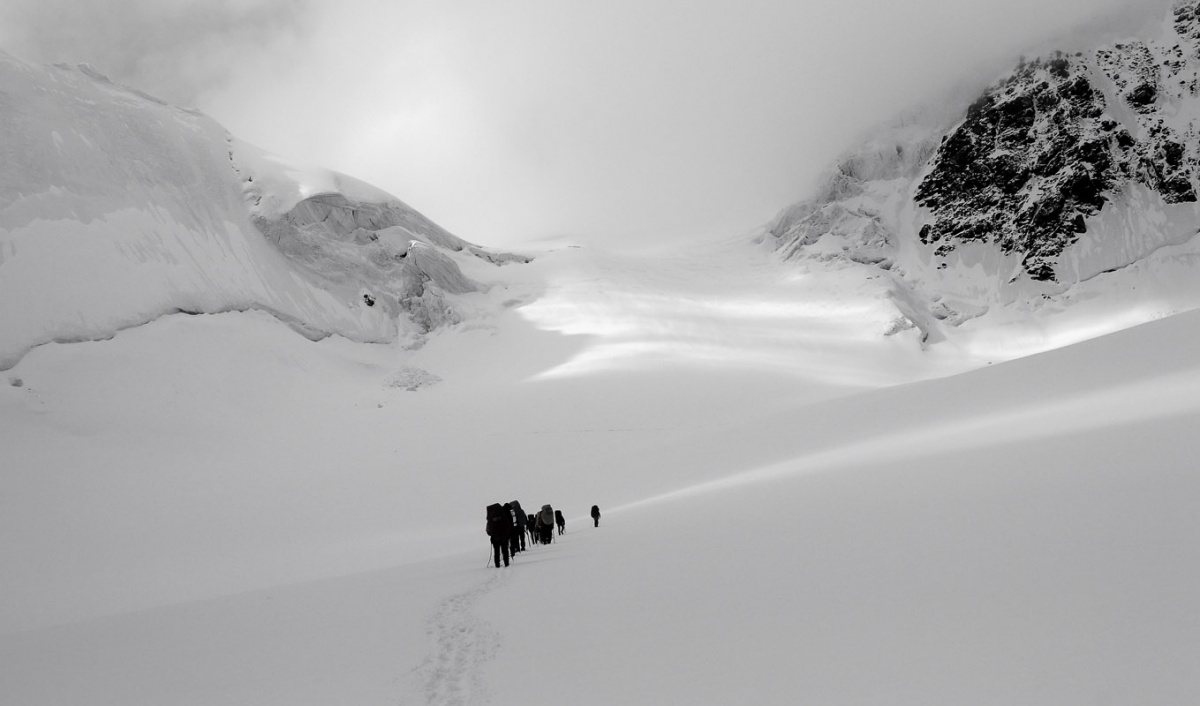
[486,547,493,568]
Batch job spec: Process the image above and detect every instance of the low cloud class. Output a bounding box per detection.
[0,0,308,107]
[0,0,1161,247]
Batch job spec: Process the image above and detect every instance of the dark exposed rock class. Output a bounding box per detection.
[915,33,1199,282]
[1127,82,1158,108]
[915,53,1120,280]
[765,3,1200,343]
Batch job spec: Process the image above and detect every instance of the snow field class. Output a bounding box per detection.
[3,243,1199,704]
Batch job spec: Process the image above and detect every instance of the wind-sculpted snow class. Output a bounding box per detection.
[767,2,1200,347]
[0,50,526,368]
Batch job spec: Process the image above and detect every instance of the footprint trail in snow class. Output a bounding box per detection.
[406,569,507,706]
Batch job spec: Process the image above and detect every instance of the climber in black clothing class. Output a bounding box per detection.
[486,503,512,567]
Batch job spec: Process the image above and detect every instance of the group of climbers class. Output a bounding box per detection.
[484,501,602,568]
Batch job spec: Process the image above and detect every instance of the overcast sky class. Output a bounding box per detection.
[0,0,1159,248]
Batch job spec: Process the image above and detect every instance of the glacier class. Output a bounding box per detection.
[0,50,524,370]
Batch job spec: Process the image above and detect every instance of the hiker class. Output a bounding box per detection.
[534,510,546,544]
[527,513,538,544]
[509,500,527,555]
[554,509,565,536]
[591,504,601,527]
[486,503,512,568]
[538,504,556,544]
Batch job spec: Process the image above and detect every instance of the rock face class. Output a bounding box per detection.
[917,54,1128,282]
[767,1,1200,342]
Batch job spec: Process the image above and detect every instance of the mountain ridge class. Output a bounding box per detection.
[765,1,1200,346]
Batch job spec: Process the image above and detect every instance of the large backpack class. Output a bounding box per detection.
[486,503,509,539]
[539,505,555,526]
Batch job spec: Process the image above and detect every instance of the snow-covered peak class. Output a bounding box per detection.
[0,50,525,370]
[764,1,1200,354]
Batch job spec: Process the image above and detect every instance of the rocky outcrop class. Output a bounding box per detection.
[915,53,1126,281]
[767,1,1200,341]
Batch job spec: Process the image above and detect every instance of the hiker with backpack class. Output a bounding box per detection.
[486,502,512,568]
[538,504,556,544]
[533,510,546,544]
[591,504,601,527]
[554,509,566,536]
[509,500,527,556]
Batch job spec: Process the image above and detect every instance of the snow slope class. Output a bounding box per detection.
[0,50,518,370]
[2,238,1196,705]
